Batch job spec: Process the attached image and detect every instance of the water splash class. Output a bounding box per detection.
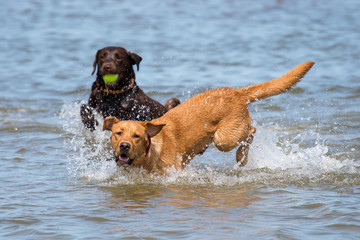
[59,101,359,187]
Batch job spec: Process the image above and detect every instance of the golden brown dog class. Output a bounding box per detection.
[103,62,314,174]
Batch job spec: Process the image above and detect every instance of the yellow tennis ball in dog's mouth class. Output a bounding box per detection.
[103,74,118,84]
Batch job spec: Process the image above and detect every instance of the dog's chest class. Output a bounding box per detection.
[98,93,152,121]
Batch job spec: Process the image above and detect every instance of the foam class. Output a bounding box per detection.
[59,101,359,187]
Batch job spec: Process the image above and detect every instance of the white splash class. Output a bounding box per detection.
[60,101,359,187]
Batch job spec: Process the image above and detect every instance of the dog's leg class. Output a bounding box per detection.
[80,104,98,131]
[213,121,250,152]
[213,118,256,166]
[235,126,256,166]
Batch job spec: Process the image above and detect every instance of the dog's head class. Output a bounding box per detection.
[103,117,164,166]
[92,46,142,89]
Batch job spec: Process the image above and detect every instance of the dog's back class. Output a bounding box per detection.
[152,62,315,163]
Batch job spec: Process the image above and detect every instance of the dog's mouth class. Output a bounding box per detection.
[102,74,120,88]
[114,153,134,166]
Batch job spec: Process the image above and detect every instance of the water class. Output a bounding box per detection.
[1,0,360,239]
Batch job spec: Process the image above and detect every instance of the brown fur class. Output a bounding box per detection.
[103,62,315,174]
[80,46,180,130]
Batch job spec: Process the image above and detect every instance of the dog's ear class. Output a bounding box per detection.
[146,123,165,138]
[103,116,119,131]
[92,49,100,75]
[127,51,142,71]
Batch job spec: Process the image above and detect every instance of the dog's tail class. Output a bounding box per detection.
[238,62,315,103]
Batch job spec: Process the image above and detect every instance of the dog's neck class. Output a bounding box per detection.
[140,134,167,173]
[145,135,151,156]
[143,130,182,173]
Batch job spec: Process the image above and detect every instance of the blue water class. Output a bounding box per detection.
[1,0,359,239]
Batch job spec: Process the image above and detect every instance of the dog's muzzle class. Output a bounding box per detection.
[107,154,134,166]
[115,156,134,166]
[112,142,134,166]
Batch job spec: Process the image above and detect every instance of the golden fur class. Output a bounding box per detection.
[103,62,315,174]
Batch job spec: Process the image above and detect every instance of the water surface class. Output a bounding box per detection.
[1,0,359,239]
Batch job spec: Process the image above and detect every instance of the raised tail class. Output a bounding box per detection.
[238,62,315,103]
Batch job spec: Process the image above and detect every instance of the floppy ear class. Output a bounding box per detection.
[127,51,142,71]
[146,123,165,138]
[103,116,119,131]
[92,49,100,75]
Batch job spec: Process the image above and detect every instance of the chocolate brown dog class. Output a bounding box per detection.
[80,46,180,130]
[103,62,314,174]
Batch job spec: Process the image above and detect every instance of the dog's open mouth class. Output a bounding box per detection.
[115,153,134,165]
[102,75,119,88]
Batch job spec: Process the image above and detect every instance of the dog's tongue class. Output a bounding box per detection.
[116,154,131,165]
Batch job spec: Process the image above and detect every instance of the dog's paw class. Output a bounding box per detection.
[80,104,98,131]
[165,98,181,110]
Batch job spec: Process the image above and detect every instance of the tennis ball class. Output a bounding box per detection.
[103,74,118,83]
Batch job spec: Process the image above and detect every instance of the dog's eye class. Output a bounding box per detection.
[99,54,107,60]
[114,54,122,61]
[133,134,140,138]
[116,132,122,136]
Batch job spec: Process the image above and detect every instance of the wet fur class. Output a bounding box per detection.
[80,46,180,130]
[103,62,315,174]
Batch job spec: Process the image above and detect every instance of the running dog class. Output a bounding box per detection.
[103,62,314,174]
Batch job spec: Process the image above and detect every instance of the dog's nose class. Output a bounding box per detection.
[103,63,112,72]
[119,142,131,152]
[102,62,115,73]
